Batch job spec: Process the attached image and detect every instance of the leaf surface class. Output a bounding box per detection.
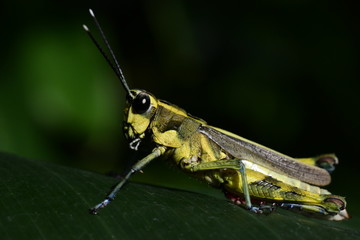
[0,152,359,240]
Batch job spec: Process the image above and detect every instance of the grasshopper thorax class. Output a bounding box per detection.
[124,89,158,150]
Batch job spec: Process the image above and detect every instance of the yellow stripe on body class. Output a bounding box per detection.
[158,101,188,117]
[158,101,206,123]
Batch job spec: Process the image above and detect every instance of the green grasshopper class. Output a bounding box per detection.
[83,9,349,221]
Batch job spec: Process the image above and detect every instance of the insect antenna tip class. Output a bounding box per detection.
[82,24,89,32]
[89,9,95,17]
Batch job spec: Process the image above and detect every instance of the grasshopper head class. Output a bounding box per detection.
[123,89,158,150]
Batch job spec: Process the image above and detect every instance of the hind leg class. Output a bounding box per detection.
[296,154,338,173]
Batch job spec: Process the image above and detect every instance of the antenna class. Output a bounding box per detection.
[83,9,133,98]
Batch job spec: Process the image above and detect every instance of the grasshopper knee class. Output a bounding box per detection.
[316,154,338,173]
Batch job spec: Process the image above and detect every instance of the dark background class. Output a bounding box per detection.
[1,1,359,213]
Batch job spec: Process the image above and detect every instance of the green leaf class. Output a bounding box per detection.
[0,152,359,240]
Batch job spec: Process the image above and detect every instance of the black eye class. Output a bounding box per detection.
[132,93,151,114]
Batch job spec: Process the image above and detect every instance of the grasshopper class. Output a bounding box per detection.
[83,9,349,220]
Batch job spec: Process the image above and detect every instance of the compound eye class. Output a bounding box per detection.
[132,93,151,114]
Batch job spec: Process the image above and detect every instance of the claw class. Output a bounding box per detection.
[89,198,111,215]
[248,206,263,214]
[89,207,99,215]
